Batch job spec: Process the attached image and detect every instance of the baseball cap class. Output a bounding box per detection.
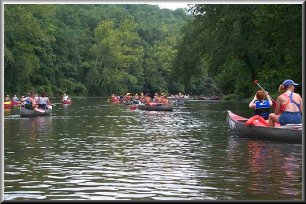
[283,79,298,88]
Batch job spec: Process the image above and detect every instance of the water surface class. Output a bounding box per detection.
[4,98,303,200]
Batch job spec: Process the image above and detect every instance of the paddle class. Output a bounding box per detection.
[253,80,276,108]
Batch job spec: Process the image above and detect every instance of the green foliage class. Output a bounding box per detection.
[4,4,190,96]
[174,4,302,98]
[5,4,301,99]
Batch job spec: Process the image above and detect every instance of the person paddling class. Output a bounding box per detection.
[248,90,273,120]
[268,79,302,126]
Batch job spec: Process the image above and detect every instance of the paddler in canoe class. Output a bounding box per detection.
[247,90,273,126]
[109,94,119,104]
[268,79,302,127]
[20,92,45,112]
[37,92,53,110]
[145,93,151,105]
[12,95,20,106]
[248,90,273,119]
[5,94,11,102]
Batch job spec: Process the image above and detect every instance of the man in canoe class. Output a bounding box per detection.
[268,79,302,126]
[20,92,40,111]
[163,94,169,105]
[145,93,151,105]
[5,95,11,102]
[248,90,273,120]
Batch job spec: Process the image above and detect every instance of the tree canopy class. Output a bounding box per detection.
[4,4,302,99]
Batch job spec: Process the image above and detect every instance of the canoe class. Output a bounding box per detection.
[20,106,52,117]
[227,110,302,143]
[12,101,20,106]
[63,100,72,104]
[176,99,185,105]
[4,101,12,109]
[138,103,174,111]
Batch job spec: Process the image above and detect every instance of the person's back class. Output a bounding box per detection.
[12,95,19,102]
[163,96,169,105]
[268,79,302,126]
[63,94,69,101]
[249,90,272,120]
[278,92,302,113]
[5,95,11,102]
[24,93,36,110]
[145,94,151,105]
[38,92,49,109]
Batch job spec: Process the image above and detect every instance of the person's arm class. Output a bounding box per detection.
[48,98,52,105]
[31,98,36,108]
[274,96,281,115]
[249,94,257,109]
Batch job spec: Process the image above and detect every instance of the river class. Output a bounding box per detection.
[3,98,303,200]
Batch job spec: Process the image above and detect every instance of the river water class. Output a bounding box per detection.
[3,98,303,200]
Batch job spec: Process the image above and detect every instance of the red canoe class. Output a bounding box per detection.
[12,101,20,106]
[4,101,12,109]
[227,110,302,143]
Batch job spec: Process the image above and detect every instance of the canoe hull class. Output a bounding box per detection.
[4,102,12,109]
[20,107,52,117]
[227,110,302,143]
[138,104,174,111]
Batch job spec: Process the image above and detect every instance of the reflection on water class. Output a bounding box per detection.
[226,137,302,200]
[4,99,302,200]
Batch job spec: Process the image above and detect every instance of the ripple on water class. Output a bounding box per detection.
[4,100,303,200]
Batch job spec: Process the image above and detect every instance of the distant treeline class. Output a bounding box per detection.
[4,4,302,99]
[4,4,190,97]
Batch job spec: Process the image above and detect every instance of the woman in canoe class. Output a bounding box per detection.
[248,90,273,120]
[38,92,52,109]
[268,79,302,126]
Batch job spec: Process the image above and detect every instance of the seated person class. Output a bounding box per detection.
[249,90,272,120]
[268,79,302,126]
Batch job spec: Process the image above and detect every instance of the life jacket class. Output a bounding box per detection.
[24,97,32,110]
[254,100,270,120]
[245,115,270,126]
[25,97,32,105]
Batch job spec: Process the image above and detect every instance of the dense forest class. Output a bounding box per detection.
[175,4,302,99]
[4,4,302,99]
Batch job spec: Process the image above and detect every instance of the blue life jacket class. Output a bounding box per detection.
[254,100,270,120]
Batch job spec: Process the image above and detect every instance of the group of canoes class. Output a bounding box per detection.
[4,92,72,117]
[109,92,187,111]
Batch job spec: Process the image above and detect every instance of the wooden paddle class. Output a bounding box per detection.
[253,80,276,108]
